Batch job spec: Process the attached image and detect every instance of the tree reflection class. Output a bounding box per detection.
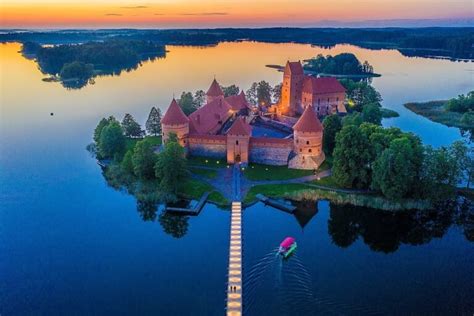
[158,212,189,239]
[136,199,158,221]
[328,198,473,253]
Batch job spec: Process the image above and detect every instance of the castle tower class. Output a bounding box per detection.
[280,61,304,116]
[161,98,189,147]
[206,79,224,104]
[289,105,325,169]
[226,117,252,164]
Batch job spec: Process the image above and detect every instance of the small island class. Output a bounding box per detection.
[404,91,474,129]
[22,39,166,89]
[266,53,380,79]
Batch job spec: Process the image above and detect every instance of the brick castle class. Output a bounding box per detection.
[161,60,346,169]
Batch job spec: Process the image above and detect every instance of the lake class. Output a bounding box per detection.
[1,41,473,315]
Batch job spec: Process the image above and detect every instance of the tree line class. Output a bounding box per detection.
[21,39,166,87]
[303,53,375,75]
[91,107,189,202]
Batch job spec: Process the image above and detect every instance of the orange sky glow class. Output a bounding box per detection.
[1,0,472,28]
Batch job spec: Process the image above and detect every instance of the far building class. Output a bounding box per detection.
[161,61,346,169]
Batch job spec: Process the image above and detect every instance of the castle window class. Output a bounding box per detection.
[318,99,320,105]
[336,97,339,102]
[306,141,310,145]
[236,140,239,145]
[309,149,312,153]
[299,149,302,152]
[327,98,330,103]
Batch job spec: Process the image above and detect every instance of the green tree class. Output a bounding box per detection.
[461,112,474,127]
[98,121,126,159]
[257,81,272,107]
[342,112,363,127]
[154,135,188,198]
[362,103,382,125]
[420,146,458,201]
[59,61,93,80]
[372,137,418,200]
[272,83,282,103]
[122,113,143,137]
[145,107,162,136]
[132,139,158,179]
[341,79,382,112]
[221,84,240,97]
[322,114,342,154]
[246,82,258,105]
[333,125,371,188]
[178,91,197,115]
[121,149,134,175]
[194,90,206,107]
[94,116,116,144]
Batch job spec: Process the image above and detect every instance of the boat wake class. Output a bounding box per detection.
[243,248,384,315]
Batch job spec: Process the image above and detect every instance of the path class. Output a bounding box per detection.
[226,165,243,315]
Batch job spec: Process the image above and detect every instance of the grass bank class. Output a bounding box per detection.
[188,156,227,168]
[244,183,431,211]
[180,179,229,207]
[381,108,400,118]
[243,160,331,181]
[404,101,471,129]
[125,136,161,152]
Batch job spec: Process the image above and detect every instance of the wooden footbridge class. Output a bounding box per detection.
[226,164,243,315]
[226,201,243,316]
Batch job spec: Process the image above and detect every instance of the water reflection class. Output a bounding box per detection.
[328,199,473,253]
[158,212,189,239]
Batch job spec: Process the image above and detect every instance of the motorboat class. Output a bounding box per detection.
[278,237,297,258]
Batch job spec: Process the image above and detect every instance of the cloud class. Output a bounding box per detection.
[179,12,229,16]
[105,13,123,16]
[120,5,148,9]
[154,13,165,16]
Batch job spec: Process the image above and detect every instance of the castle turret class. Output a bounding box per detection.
[206,79,224,104]
[161,98,189,146]
[226,117,252,164]
[289,105,325,169]
[279,61,304,116]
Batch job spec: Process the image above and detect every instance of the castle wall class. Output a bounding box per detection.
[249,137,293,165]
[188,135,226,158]
[302,91,345,116]
[162,123,189,146]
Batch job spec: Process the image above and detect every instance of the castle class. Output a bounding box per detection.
[161,61,346,170]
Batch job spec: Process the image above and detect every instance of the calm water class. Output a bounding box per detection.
[1,41,473,315]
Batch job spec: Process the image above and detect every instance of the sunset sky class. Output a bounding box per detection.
[1,0,473,29]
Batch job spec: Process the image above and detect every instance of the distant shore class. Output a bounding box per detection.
[404,100,473,129]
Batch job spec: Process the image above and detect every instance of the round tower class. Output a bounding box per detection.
[161,98,189,147]
[290,105,325,169]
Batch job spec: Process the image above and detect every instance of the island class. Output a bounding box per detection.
[22,39,166,88]
[404,91,474,129]
[90,61,473,212]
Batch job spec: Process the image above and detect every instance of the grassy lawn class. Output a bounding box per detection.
[310,175,343,189]
[187,156,227,168]
[126,136,162,152]
[179,178,228,206]
[243,164,313,181]
[404,101,470,129]
[190,167,218,179]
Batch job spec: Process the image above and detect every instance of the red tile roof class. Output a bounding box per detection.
[161,99,189,125]
[285,61,304,75]
[225,91,250,111]
[188,98,232,135]
[227,117,252,136]
[293,105,323,133]
[206,79,224,97]
[303,77,346,94]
